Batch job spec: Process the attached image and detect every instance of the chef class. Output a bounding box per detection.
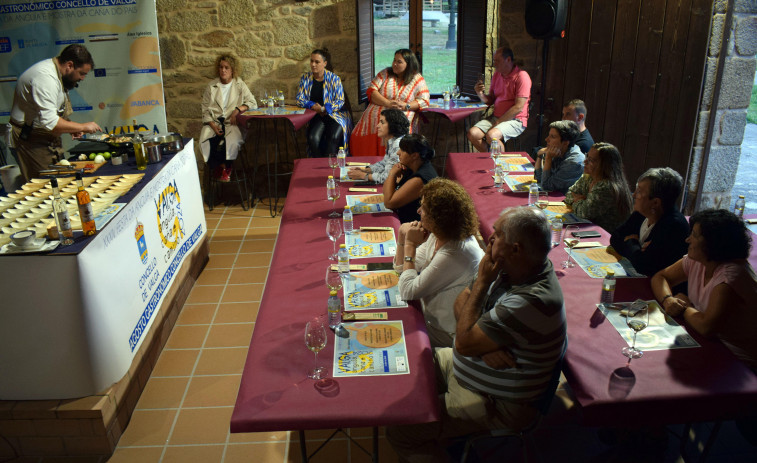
[10,44,102,180]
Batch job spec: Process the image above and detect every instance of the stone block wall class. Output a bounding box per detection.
[156,0,359,156]
[688,0,757,212]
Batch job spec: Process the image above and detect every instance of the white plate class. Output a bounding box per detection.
[1,239,60,255]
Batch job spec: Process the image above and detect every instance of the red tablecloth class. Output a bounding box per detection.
[231,158,440,433]
[422,104,486,124]
[446,152,757,426]
[236,106,316,131]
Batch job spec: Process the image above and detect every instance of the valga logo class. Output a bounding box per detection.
[131,99,161,107]
[135,220,148,264]
[155,180,185,252]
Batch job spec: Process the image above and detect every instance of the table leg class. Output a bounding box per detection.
[298,429,308,462]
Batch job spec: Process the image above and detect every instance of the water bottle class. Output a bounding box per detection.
[343,205,354,234]
[528,180,539,206]
[327,290,341,329]
[327,175,336,201]
[600,269,616,309]
[551,214,563,247]
[337,146,346,169]
[494,164,504,192]
[338,244,349,274]
[734,195,745,218]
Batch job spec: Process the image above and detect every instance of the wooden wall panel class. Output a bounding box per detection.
[582,0,617,137]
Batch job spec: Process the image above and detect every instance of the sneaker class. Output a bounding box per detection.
[220,167,232,182]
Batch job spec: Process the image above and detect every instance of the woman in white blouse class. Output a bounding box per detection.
[394,178,484,348]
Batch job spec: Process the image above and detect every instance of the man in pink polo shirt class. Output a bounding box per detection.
[467,47,531,152]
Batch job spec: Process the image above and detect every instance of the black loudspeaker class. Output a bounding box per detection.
[525,0,568,40]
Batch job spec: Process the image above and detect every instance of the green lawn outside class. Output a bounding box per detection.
[373,17,457,94]
[748,85,757,124]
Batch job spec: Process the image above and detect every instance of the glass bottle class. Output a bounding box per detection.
[50,177,74,246]
[75,172,97,235]
[134,131,147,171]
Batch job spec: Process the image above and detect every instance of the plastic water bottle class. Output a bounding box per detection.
[494,164,504,192]
[528,180,539,206]
[337,146,346,169]
[338,244,349,274]
[327,290,341,329]
[734,195,745,218]
[551,214,563,247]
[343,205,354,234]
[327,175,336,201]
[600,269,616,309]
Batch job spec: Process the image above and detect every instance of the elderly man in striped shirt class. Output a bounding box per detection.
[388,206,566,462]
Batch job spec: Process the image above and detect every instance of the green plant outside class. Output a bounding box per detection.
[748,85,757,124]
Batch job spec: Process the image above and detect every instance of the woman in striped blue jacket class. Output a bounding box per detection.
[296,49,352,157]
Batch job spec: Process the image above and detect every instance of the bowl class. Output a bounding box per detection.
[10,230,35,247]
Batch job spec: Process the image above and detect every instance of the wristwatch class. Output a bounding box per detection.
[405,103,411,111]
[404,256,414,263]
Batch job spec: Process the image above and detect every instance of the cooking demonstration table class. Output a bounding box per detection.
[0,140,208,399]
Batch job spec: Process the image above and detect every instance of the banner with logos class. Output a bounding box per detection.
[77,140,205,392]
[0,0,167,147]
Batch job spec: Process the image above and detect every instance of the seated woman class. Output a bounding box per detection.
[347,109,409,183]
[350,49,429,157]
[652,209,757,370]
[564,142,633,232]
[383,133,438,223]
[394,178,484,348]
[610,167,689,278]
[296,48,352,156]
[533,120,584,193]
[200,54,257,182]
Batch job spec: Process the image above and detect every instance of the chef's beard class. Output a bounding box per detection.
[61,74,78,91]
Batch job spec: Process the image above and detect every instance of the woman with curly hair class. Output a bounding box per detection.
[564,142,633,232]
[652,209,757,370]
[393,178,484,348]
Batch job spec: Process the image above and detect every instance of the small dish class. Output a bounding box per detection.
[10,230,36,247]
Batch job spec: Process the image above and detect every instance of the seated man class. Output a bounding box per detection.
[534,120,584,194]
[535,99,594,156]
[387,207,566,463]
[467,47,531,152]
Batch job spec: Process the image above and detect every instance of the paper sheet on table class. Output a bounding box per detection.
[333,320,410,377]
[343,270,407,310]
[504,174,535,193]
[566,246,646,278]
[542,207,593,225]
[346,194,390,214]
[601,301,700,350]
[345,229,397,259]
[339,167,368,182]
[241,107,305,116]
[496,156,534,172]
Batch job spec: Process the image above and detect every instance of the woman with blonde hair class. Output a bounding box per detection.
[199,54,256,182]
[394,178,484,348]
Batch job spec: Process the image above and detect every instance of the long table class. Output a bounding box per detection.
[0,141,207,399]
[230,159,440,451]
[446,152,757,427]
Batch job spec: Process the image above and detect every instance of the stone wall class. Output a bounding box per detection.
[156,0,359,156]
[688,0,757,212]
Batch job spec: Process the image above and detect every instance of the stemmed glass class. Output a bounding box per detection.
[562,225,579,268]
[305,317,328,379]
[536,191,549,211]
[451,85,461,104]
[325,264,344,292]
[327,180,341,217]
[328,152,338,176]
[326,218,343,261]
[622,301,650,364]
[489,141,501,172]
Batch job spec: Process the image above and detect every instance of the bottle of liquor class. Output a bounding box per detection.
[75,172,97,235]
[50,177,74,246]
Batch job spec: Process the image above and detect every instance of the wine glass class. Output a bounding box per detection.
[305,317,328,379]
[326,218,343,260]
[451,85,461,103]
[622,301,650,364]
[325,264,343,292]
[328,152,338,175]
[562,225,579,268]
[489,140,501,172]
[327,180,341,217]
[536,191,549,211]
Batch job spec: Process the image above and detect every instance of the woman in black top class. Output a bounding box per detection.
[610,167,689,277]
[383,133,438,223]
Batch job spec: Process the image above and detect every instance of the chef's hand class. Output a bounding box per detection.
[81,122,102,134]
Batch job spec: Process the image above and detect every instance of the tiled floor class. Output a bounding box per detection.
[8,199,756,462]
